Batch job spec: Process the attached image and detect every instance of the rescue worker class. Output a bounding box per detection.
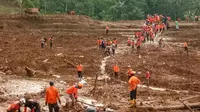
[159,38,163,47]
[113,63,119,78]
[111,43,116,55]
[175,21,179,30]
[76,63,83,80]
[106,25,109,34]
[136,40,141,54]
[70,11,75,15]
[66,83,83,107]
[104,45,111,56]
[184,42,188,54]
[127,65,133,80]
[113,38,117,47]
[41,38,45,48]
[24,98,41,112]
[45,81,61,112]
[7,98,25,112]
[96,38,101,49]
[101,38,106,49]
[49,37,53,49]
[146,71,150,86]
[127,37,131,46]
[128,71,141,108]
[131,40,135,51]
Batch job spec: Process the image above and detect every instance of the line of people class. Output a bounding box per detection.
[126,14,169,54]
[96,38,117,56]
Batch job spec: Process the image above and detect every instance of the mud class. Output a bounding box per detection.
[0,14,200,112]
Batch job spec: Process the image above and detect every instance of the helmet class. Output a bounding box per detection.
[19,98,26,104]
[78,83,83,88]
[131,71,136,75]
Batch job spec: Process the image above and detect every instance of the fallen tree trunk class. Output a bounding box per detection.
[138,102,200,111]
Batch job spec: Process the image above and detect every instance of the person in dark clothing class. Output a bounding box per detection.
[101,39,105,49]
[24,99,41,112]
[49,37,53,48]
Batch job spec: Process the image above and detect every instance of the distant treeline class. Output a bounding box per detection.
[15,0,200,21]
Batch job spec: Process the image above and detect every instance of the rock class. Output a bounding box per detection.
[6,70,12,75]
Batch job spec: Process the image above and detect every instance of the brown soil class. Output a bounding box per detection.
[0,14,200,112]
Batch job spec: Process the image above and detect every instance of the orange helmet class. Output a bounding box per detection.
[78,83,83,88]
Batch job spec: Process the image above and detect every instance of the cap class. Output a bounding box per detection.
[131,71,136,74]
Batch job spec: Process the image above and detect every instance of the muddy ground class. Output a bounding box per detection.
[0,14,200,112]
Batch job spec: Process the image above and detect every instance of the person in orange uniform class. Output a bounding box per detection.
[128,71,141,108]
[113,63,119,78]
[45,81,61,112]
[96,38,101,49]
[7,99,25,112]
[184,42,188,54]
[113,38,117,47]
[66,83,83,106]
[77,63,83,79]
[106,25,109,34]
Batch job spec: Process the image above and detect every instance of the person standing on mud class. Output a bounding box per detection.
[49,37,53,49]
[104,45,111,56]
[113,63,119,78]
[111,43,116,55]
[113,38,117,47]
[136,40,141,54]
[159,38,163,47]
[146,71,151,86]
[66,83,83,107]
[184,42,188,54]
[77,62,83,80]
[96,38,101,49]
[175,21,179,30]
[45,81,61,112]
[41,38,45,48]
[106,25,109,34]
[101,38,106,49]
[128,71,141,108]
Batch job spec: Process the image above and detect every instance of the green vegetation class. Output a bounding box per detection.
[7,0,200,20]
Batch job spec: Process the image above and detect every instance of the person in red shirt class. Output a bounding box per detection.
[146,71,151,86]
[113,38,117,47]
[7,99,24,112]
[127,37,131,46]
[76,63,83,79]
[106,25,109,34]
[66,83,83,107]
[128,71,141,107]
[45,81,61,112]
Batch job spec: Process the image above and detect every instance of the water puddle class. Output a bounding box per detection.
[98,56,110,80]
[138,84,188,93]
